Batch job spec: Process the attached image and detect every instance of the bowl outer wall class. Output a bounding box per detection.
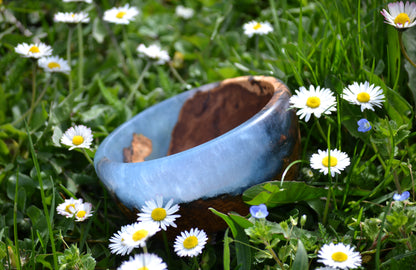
[94,79,295,210]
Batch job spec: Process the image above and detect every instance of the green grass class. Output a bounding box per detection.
[1,0,416,269]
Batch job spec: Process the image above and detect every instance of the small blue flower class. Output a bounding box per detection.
[357,118,372,133]
[393,191,410,201]
[250,204,269,219]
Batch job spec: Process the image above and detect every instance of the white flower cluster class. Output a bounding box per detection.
[109,195,207,269]
[288,81,385,177]
[56,197,93,222]
[15,42,71,74]
[137,44,171,65]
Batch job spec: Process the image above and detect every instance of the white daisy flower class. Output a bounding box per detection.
[243,20,273,37]
[60,125,93,150]
[74,202,93,222]
[54,12,90,24]
[123,222,160,248]
[342,81,385,112]
[137,195,181,231]
[62,0,92,3]
[56,198,83,218]
[310,149,350,177]
[137,44,170,65]
[175,5,194,19]
[103,4,139,25]
[14,42,53,59]
[38,56,71,74]
[302,167,314,178]
[118,253,167,270]
[381,1,416,29]
[109,225,135,256]
[174,228,208,257]
[289,85,337,122]
[317,243,362,269]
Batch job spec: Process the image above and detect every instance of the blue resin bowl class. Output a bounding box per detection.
[94,76,299,216]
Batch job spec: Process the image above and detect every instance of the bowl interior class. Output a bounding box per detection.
[168,82,273,155]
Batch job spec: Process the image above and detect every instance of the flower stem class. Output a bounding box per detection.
[192,256,199,270]
[25,123,58,269]
[81,148,94,166]
[408,161,414,201]
[322,183,331,225]
[323,124,333,225]
[67,26,74,93]
[12,78,50,126]
[122,27,137,77]
[126,61,151,105]
[315,117,327,144]
[375,198,393,269]
[369,137,387,170]
[168,62,187,85]
[162,231,172,266]
[77,23,84,90]
[392,171,402,194]
[27,61,37,125]
[13,169,22,270]
[398,31,416,68]
[103,22,128,74]
[264,241,284,269]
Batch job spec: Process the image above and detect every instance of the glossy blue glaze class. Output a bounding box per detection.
[94,77,297,210]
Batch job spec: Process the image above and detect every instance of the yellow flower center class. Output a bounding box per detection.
[47,62,61,69]
[137,267,149,270]
[151,207,167,221]
[71,13,75,18]
[29,46,40,53]
[132,229,148,242]
[183,236,198,249]
[356,92,370,103]
[72,135,84,146]
[394,13,410,25]
[331,251,348,262]
[306,96,321,108]
[116,11,127,19]
[322,156,338,167]
[65,203,76,213]
[76,210,86,218]
[253,22,262,30]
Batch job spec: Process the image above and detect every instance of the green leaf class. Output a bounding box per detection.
[209,208,238,238]
[80,105,110,122]
[97,78,123,110]
[0,241,6,260]
[51,126,63,147]
[223,229,230,270]
[182,34,210,50]
[292,239,309,270]
[242,181,328,207]
[36,254,54,270]
[26,205,48,241]
[229,213,254,230]
[0,139,9,155]
[92,17,106,43]
[49,89,83,126]
[209,208,252,270]
[7,173,36,200]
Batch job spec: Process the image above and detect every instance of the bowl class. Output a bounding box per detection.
[94,76,300,233]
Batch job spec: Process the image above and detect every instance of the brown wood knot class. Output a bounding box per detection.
[123,133,152,163]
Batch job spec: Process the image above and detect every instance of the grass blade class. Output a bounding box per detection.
[25,122,58,269]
